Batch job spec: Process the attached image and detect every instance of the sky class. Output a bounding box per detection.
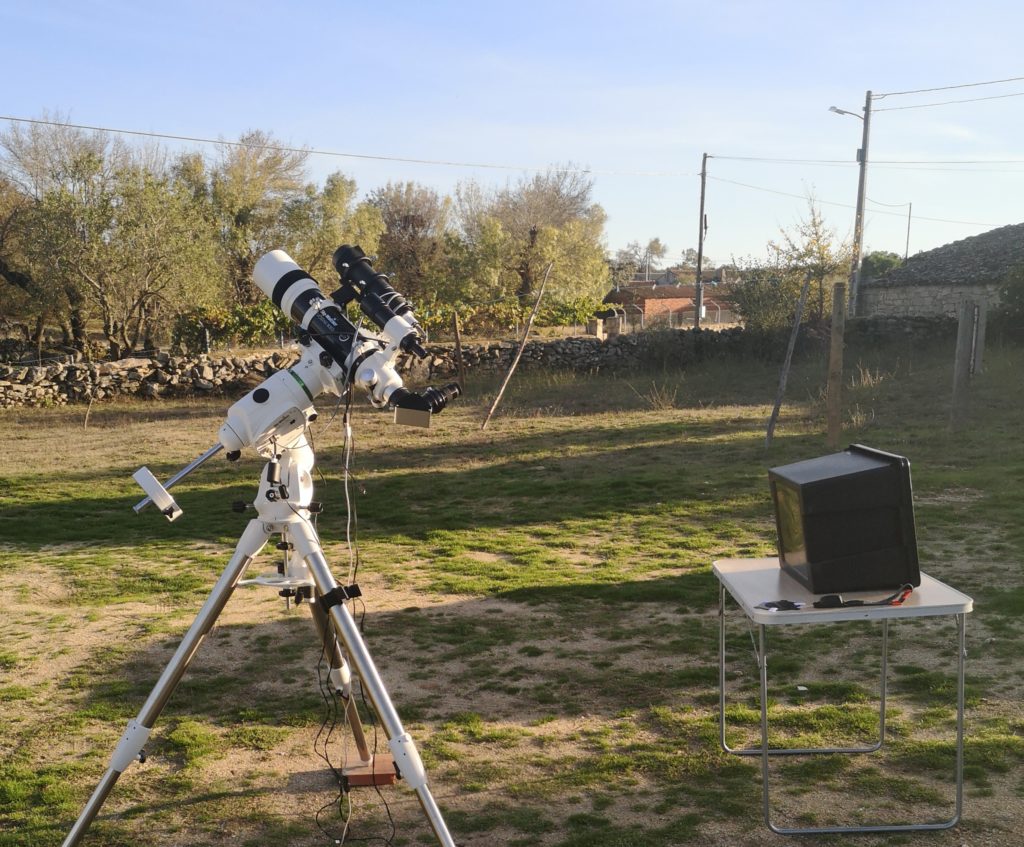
[3,0,1023,268]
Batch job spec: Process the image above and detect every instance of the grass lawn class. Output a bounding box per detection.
[2,333,1024,846]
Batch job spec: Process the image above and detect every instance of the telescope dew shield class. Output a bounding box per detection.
[254,250,359,370]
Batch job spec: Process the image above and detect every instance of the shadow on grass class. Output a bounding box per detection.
[0,416,826,549]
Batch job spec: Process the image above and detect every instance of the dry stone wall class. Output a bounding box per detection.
[0,337,651,409]
[0,319,958,409]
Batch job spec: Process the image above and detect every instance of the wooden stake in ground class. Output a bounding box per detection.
[481,263,553,430]
[765,272,812,449]
[452,310,467,391]
[951,298,980,431]
[825,282,848,450]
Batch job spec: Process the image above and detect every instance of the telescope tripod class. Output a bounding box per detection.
[63,447,456,847]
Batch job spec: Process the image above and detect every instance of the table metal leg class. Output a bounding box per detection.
[760,614,966,835]
[719,587,885,757]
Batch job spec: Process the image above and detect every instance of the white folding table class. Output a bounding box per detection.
[714,557,973,835]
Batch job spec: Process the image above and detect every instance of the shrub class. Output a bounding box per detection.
[172,302,291,352]
[728,266,804,332]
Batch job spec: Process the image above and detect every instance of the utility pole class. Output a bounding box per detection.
[826,283,847,449]
[848,89,873,315]
[694,152,708,328]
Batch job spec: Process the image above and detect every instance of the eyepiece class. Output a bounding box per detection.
[389,382,461,416]
[422,382,462,414]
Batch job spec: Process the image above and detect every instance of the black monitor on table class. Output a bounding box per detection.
[769,444,921,594]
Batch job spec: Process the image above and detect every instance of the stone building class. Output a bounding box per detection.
[859,222,1024,317]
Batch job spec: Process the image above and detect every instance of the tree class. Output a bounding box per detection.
[679,246,714,271]
[768,197,851,323]
[27,162,219,358]
[644,237,668,276]
[0,117,128,351]
[861,250,902,281]
[2,118,222,357]
[454,168,609,311]
[283,171,384,283]
[0,173,44,341]
[210,130,309,304]
[368,181,452,302]
[609,248,638,288]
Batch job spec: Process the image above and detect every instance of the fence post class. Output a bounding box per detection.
[452,311,467,390]
[951,299,978,430]
[766,273,812,449]
[971,299,988,375]
[482,264,553,430]
[826,283,847,450]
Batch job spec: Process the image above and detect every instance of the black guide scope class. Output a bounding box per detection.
[332,244,414,318]
[332,246,427,359]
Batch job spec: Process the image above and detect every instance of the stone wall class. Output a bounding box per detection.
[846,314,958,344]
[859,280,1002,318]
[0,352,298,408]
[0,319,963,409]
[0,337,616,408]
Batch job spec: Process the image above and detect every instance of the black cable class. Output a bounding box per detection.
[0,113,692,177]
[358,680,397,847]
[705,174,1003,227]
[313,625,351,843]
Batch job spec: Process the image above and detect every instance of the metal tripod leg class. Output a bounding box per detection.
[309,598,372,764]
[62,520,271,847]
[289,521,456,847]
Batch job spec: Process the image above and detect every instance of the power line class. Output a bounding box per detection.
[874,158,1024,165]
[874,90,1024,111]
[875,75,1024,98]
[0,114,693,178]
[706,175,1002,227]
[716,153,1024,167]
[713,155,853,165]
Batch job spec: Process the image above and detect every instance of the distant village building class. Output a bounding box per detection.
[599,267,733,327]
[860,222,1024,317]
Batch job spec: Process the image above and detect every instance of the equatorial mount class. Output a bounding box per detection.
[61,248,460,847]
